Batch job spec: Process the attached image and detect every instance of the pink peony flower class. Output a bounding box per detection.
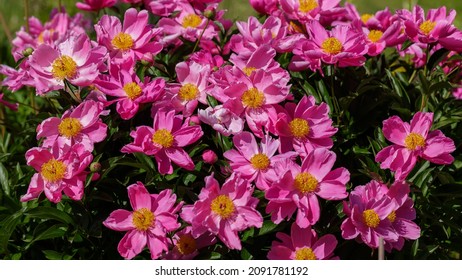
[279,0,344,23]
[249,0,279,15]
[275,95,337,157]
[121,109,203,174]
[103,182,182,259]
[37,100,108,150]
[181,173,263,250]
[144,0,179,17]
[266,148,349,227]
[21,144,93,203]
[375,112,455,181]
[95,8,162,63]
[341,180,399,248]
[202,150,218,164]
[163,227,216,260]
[198,105,244,136]
[268,222,338,260]
[29,34,107,94]
[223,132,296,190]
[76,0,117,11]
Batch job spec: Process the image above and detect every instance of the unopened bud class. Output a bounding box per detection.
[22,47,34,57]
[202,150,218,164]
[203,8,216,20]
[90,162,102,173]
[189,115,200,126]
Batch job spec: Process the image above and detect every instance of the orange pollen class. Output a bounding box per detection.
[363,209,380,228]
[182,14,202,28]
[152,129,174,148]
[321,37,343,55]
[419,20,436,35]
[51,55,77,81]
[111,32,134,51]
[178,83,199,101]
[242,67,257,76]
[123,82,142,100]
[298,0,318,13]
[289,118,310,138]
[210,195,235,219]
[250,153,270,170]
[41,159,66,182]
[132,208,155,231]
[368,30,383,43]
[294,247,317,260]
[361,14,374,24]
[294,172,318,194]
[176,234,197,255]
[404,132,425,151]
[241,88,265,109]
[387,210,397,223]
[58,117,82,138]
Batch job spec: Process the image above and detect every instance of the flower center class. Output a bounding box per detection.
[241,87,265,109]
[58,117,83,138]
[321,37,343,55]
[294,172,318,194]
[289,118,310,138]
[294,247,317,260]
[242,67,257,76]
[41,159,66,182]
[176,234,197,255]
[368,30,383,43]
[178,83,199,101]
[361,14,373,24]
[298,0,318,13]
[387,210,397,223]
[404,132,425,151]
[152,129,174,148]
[51,55,77,81]
[132,208,155,231]
[419,20,436,35]
[363,209,380,228]
[182,14,202,28]
[112,32,134,51]
[250,153,270,170]
[210,195,235,219]
[123,82,142,100]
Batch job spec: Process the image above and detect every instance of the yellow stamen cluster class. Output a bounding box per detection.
[387,210,397,223]
[112,32,134,51]
[178,83,199,101]
[210,195,235,219]
[368,30,383,43]
[361,14,373,24]
[242,67,257,76]
[419,20,436,35]
[132,208,155,231]
[294,172,318,194]
[298,0,318,13]
[321,37,343,55]
[41,159,66,182]
[289,118,310,138]
[51,55,78,81]
[363,209,380,228]
[404,132,425,151]
[123,82,142,100]
[294,247,317,260]
[241,88,265,109]
[58,117,83,138]
[182,14,202,28]
[176,235,197,255]
[250,153,270,170]
[152,129,174,148]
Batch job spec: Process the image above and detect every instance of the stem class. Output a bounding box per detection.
[29,91,38,115]
[378,237,385,260]
[58,0,63,13]
[192,19,210,54]
[329,65,340,119]
[23,0,30,33]
[0,10,13,42]
[0,106,5,138]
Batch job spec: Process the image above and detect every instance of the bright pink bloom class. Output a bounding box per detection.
[190,50,224,69]
[268,223,338,260]
[266,148,349,227]
[249,0,279,15]
[375,112,455,181]
[121,109,203,174]
[29,34,107,94]
[144,0,179,17]
[95,61,165,119]
[76,0,116,11]
[21,144,93,203]
[279,0,344,23]
[181,173,263,250]
[163,227,216,260]
[341,180,399,248]
[453,88,462,99]
[95,8,162,62]
[103,182,182,259]
[362,22,402,56]
[0,63,35,92]
[275,95,337,157]
[224,132,296,190]
[202,150,218,164]
[198,105,244,136]
[37,100,108,150]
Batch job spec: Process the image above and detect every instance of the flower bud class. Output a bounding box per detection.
[22,47,34,57]
[90,162,102,173]
[202,150,218,164]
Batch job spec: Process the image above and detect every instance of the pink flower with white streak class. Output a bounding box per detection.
[21,144,93,203]
[103,182,182,259]
[37,100,108,150]
[266,148,349,227]
[95,8,162,63]
[224,132,296,190]
[375,112,455,181]
[268,223,338,260]
[121,109,203,174]
[181,173,263,250]
[198,105,244,136]
[29,34,107,94]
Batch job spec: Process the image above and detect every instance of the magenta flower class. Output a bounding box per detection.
[76,0,116,11]
[37,100,108,150]
[181,173,263,250]
[29,34,107,94]
[103,182,182,259]
[21,144,93,203]
[249,0,279,15]
[341,180,399,248]
[266,148,349,227]
[224,132,296,190]
[375,112,455,181]
[163,227,216,260]
[268,223,338,260]
[121,109,203,174]
[279,0,344,23]
[275,95,337,157]
[95,8,162,62]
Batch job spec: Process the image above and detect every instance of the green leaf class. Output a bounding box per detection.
[0,162,10,196]
[427,48,450,71]
[25,207,75,225]
[31,224,67,243]
[0,211,22,254]
[257,220,278,236]
[240,247,253,260]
